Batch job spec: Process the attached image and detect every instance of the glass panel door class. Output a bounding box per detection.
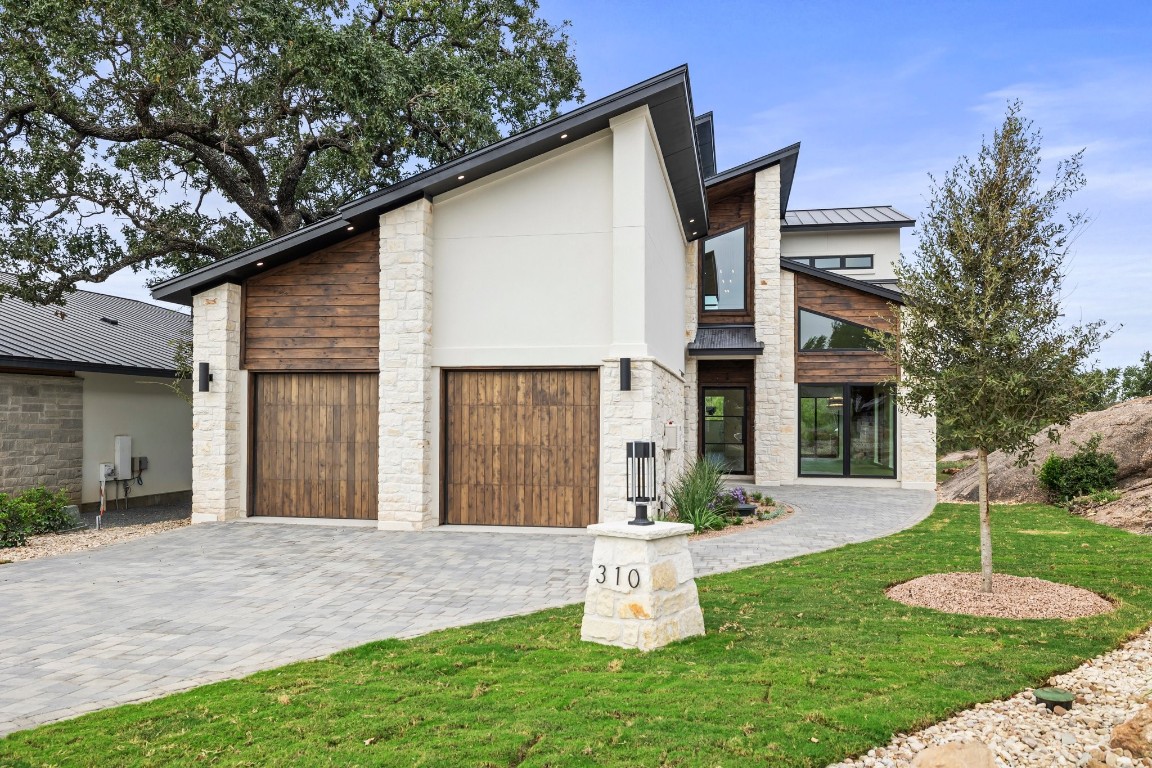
[798,384,845,476]
[702,387,747,474]
[849,385,896,478]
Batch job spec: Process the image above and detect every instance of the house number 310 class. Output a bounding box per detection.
[595,565,641,588]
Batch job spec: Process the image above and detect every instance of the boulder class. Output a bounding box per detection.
[1111,704,1152,758]
[940,396,1152,503]
[910,741,997,768]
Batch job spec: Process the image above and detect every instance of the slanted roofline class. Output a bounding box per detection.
[704,143,801,218]
[779,258,904,304]
[152,65,708,305]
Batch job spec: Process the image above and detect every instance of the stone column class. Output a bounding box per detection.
[581,521,705,652]
[900,398,937,490]
[753,165,785,484]
[378,198,438,530]
[191,283,246,523]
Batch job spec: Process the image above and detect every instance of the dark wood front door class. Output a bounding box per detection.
[443,369,599,528]
[251,373,378,519]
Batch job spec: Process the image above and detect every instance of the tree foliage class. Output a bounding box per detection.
[1075,351,1152,411]
[875,102,1111,591]
[0,0,582,304]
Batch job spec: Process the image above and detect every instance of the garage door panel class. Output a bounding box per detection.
[444,369,598,528]
[252,373,378,520]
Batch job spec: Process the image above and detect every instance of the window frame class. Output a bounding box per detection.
[796,308,885,353]
[698,224,752,321]
[785,254,874,270]
[797,382,898,479]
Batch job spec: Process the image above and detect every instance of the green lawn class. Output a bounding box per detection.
[4,504,1151,768]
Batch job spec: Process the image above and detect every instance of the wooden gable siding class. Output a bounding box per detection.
[243,229,380,372]
[794,271,898,384]
[701,183,755,323]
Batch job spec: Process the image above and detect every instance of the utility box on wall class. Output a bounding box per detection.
[114,435,132,480]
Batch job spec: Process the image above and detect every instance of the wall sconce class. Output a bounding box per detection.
[198,362,214,392]
[620,357,631,391]
[626,440,656,526]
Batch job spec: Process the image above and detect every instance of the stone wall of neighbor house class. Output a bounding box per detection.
[899,401,937,490]
[191,283,247,523]
[752,164,785,484]
[378,197,438,531]
[600,358,686,524]
[0,373,83,501]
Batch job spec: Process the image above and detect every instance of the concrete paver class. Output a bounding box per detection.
[0,486,933,736]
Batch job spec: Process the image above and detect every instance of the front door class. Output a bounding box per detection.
[701,386,749,474]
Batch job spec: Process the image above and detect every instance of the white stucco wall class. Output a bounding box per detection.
[781,229,903,280]
[431,132,614,368]
[78,373,193,504]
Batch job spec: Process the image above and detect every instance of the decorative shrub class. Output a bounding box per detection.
[669,457,732,532]
[22,486,76,534]
[1038,434,1119,501]
[0,493,36,549]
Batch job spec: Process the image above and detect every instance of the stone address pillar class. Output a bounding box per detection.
[580,521,705,651]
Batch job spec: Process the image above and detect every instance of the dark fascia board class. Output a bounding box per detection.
[779,258,905,304]
[704,142,801,219]
[687,346,764,357]
[152,65,707,306]
[0,355,179,378]
[693,112,716,178]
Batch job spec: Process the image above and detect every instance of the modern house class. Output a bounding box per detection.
[151,65,935,530]
[0,275,193,509]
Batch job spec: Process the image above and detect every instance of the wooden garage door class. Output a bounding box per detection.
[251,373,378,519]
[444,369,599,528]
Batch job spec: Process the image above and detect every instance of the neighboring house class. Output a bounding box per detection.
[152,65,935,530]
[0,275,193,509]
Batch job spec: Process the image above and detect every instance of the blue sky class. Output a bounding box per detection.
[95,0,1152,367]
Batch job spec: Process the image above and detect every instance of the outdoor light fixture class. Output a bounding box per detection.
[620,357,631,391]
[625,440,656,526]
[256,261,264,266]
[198,362,213,393]
[346,225,355,231]
[457,174,465,180]
[560,133,568,139]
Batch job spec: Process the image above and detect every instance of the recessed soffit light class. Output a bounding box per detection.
[256,261,264,267]
[560,133,568,139]
[457,174,465,180]
[346,225,355,231]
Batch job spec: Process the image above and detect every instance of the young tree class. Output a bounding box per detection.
[0,0,582,304]
[877,102,1110,592]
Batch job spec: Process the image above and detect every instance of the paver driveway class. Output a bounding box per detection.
[0,486,933,736]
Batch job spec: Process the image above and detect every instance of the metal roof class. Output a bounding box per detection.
[705,143,801,216]
[153,65,708,305]
[779,259,904,304]
[783,206,914,231]
[0,275,191,376]
[687,325,764,356]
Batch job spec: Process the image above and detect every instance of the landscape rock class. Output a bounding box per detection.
[940,396,1152,504]
[1111,705,1152,759]
[909,741,996,767]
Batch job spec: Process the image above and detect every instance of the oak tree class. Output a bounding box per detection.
[0,0,582,303]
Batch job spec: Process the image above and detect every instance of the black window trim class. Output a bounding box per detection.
[797,307,886,353]
[796,381,898,479]
[785,254,874,270]
[699,223,751,318]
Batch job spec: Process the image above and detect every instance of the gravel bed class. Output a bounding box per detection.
[887,573,1115,620]
[1,503,191,563]
[828,626,1152,767]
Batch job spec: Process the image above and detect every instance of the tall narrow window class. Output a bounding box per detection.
[701,228,746,312]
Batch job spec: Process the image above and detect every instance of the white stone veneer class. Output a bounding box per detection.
[190,283,247,522]
[752,165,786,485]
[600,358,685,524]
[899,395,937,490]
[378,198,438,530]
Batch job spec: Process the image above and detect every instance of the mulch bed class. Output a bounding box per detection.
[886,572,1115,619]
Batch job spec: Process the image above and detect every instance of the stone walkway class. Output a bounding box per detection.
[0,486,933,736]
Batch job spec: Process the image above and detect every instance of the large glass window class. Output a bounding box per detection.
[702,387,747,473]
[701,228,746,312]
[799,384,895,478]
[799,309,881,351]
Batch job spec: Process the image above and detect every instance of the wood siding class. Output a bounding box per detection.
[443,369,599,528]
[794,271,898,383]
[251,373,378,520]
[243,229,380,372]
[701,182,755,323]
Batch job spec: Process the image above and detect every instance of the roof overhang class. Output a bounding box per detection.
[779,259,905,304]
[152,66,708,305]
[781,220,914,233]
[686,324,764,357]
[0,355,178,378]
[704,143,800,219]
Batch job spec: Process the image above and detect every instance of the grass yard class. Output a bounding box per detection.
[936,459,976,483]
[3,503,1151,767]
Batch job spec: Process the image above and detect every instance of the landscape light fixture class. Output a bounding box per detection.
[625,440,657,526]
